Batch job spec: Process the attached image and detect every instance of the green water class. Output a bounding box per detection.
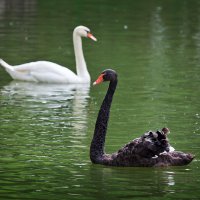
[0,0,200,199]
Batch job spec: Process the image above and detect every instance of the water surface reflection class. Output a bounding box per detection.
[0,82,90,174]
[87,166,178,199]
[1,81,89,111]
[0,81,92,199]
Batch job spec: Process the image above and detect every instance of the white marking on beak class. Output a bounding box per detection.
[90,35,97,41]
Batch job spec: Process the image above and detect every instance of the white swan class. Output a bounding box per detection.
[0,25,97,84]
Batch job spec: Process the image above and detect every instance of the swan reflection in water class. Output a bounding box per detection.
[88,166,177,199]
[1,81,90,136]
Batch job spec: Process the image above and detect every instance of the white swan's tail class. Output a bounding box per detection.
[0,58,14,72]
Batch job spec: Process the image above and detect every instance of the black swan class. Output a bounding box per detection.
[90,69,194,167]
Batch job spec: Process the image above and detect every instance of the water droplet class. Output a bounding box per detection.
[9,21,14,26]
[124,25,128,30]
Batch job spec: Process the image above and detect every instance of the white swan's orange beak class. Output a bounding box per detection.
[87,33,97,41]
[93,74,104,85]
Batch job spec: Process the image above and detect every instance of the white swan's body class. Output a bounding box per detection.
[0,60,80,83]
[0,26,97,84]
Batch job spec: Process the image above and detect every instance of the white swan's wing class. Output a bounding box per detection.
[13,61,80,83]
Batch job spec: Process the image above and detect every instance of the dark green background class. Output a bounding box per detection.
[0,0,199,199]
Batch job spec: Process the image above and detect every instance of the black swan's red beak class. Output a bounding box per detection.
[93,74,104,85]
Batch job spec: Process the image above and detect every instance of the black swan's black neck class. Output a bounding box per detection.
[90,79,117,163]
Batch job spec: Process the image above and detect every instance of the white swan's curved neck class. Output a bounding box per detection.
[73,32,90,82]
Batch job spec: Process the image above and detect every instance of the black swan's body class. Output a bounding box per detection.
[90,69,194,167]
